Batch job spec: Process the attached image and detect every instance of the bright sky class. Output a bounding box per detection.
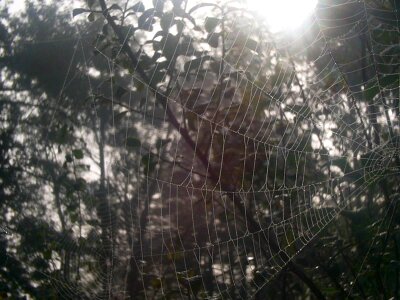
[6,0,317,33]
[246,0,317,32]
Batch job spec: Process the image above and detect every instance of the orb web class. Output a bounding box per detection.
[3,0,400,299]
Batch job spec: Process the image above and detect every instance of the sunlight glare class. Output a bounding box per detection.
[246,0,317,32]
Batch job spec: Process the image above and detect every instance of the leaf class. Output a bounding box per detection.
[363,75,398,101]
[96,95,112,106]
[152,0,164,13]
[87,219,99,226]
[109,4,123,11]
[184,55,213,73]
[117,25,134,40]
[72,8,90,18]
[172,7,196,26]
[114,110,129,123]
[115,86,127,99]
[65,154,73,163]
[172,0,183,7]
[55,124,69,144]
[321,287,338,296]
[151,277,162,289]
[86,0,95,8]
[87,12,95,22]
[364,81,379,101]
[390,260,400,268]
[369,9,398,27]
[331,157,348,170]
[160,33,179,57]
[135,80,145,92]
[72,149,84,160]
[142,153,157,174]
[207,32,219,48]
[150,69,166,85]
[204,17,220,33]
[160,12,174,31]
[43,249,52,260]
[127,137,141,148]
[140,97,146,107]
[74,178,87,191]
[156,138,171,149]
[138,9,156,30]
[129,1,145,12]
[70,213,79,223]
[381,74,399,88]
[179,275,203,295]
[186,111,198,131]
[102,24,109,36]
[245,39,258,52]
[175,19,185,33]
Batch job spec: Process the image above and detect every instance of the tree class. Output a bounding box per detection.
[1,0,399,299]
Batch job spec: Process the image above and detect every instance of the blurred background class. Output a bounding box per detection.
[0,0,399,299]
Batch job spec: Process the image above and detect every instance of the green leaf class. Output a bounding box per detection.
[390,260,400,268]
[161,12,174,31]
[65,154,73,163]
[72,149,84,160]
[245,39,258,52]
[95,95,112,106]
[184,55,212,73]
[175,19,185,33]
[87,12,95,22]
[43,249,52,260]
[138,9,156,30]
[72,8,90,18]
[142,153,157,174]
[321,287,338,296]
[86,0,95,8]
[369,9,399,27]
[381,73,399,88]
[172,0,183,8]
[156,138,171,149]
[207,32,219,48]
[127,137,141,148]
[364,75,398,101]
[150,70,166,85]
[130,1,145,12]
[115,86,127,99]
[364,82,379,101]
[102,24,109,36]
[151,277,162,289]
[114,111,129,123]
[153,0,164,12]
[70,213,79,223]
[160,34,180,58]
[360,149,383,169]
[331,157,348,170]
[109,4,122,11]
[204,17,220,33]
[135,80,145,92]
[55,124,69,144]
[87,219,99,227]
[74,178,87,191]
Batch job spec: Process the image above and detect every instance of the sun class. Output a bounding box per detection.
[246,0,317,32]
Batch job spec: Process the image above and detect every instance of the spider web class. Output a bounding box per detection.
[26,0,400,298]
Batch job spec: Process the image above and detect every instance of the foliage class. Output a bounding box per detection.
[0,0,399,299]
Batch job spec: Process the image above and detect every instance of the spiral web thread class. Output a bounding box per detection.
[34,0,400,298]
